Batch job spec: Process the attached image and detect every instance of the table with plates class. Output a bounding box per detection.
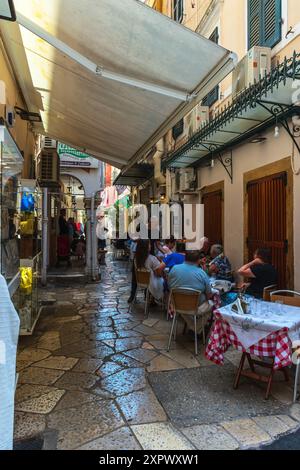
[205,299,300,398]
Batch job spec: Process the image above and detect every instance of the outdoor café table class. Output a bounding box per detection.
[205,299,300,399]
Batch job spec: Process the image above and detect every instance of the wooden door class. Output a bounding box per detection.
[202,190,223,245]
[247,171,287,288]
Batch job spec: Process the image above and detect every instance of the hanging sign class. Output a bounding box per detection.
[58,143,99,169]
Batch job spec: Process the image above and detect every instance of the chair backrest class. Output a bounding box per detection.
[270,290,300,307]
[171,288,201,315]
[135,268,151,287]
[263,284,278,302]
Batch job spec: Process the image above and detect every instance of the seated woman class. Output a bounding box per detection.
[135,239,164,302]
[209,244,232,280]
[238,248,278,299]
[199,237,211,274]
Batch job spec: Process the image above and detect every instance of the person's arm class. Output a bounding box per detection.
[205,278,213,300]
[156,262,166,276]
[150,256,164,277]
[238,258,262,278]
[209,263,219,276]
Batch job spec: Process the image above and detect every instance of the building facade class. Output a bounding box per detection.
[141,0,300,290]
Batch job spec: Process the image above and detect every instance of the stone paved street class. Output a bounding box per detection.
[14,257,300,450]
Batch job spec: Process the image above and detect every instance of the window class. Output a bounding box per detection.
[202,28,219,108]
[172,119,184,140]
[173,0,184,23]
[248,0,282,50]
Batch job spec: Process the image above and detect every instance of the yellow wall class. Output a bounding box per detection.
[0,36,36,178]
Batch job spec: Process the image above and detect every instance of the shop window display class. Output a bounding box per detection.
[0,122,42,334]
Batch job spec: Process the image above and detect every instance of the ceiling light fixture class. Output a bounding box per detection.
[0,0,16,22]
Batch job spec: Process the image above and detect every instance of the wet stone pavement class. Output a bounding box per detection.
[15,256,300,450]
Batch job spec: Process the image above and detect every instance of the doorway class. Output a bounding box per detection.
[244,159,293,289]
[202,182,224,245]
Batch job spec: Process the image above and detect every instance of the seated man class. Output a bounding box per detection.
[158,241,186,273]
[209,244,232,280]
[168,250,213,325]
[238,247,278,299]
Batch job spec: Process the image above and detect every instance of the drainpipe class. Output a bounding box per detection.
[41,187,48,286]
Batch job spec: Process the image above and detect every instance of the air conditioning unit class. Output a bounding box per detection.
[41,136,57,150]
[179,168,196,192]
[232,46,271,97]
[184,105,209,139]
[36,149,60,187]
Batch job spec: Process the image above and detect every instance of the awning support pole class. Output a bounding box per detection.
[16,12,194,102]
[41,187,48,286]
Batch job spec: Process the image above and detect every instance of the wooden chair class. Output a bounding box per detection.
[263,284,278,302]
[130,268,151,317]
[270,290,300,402]
[167,288,207,356]
[270,290,300,307]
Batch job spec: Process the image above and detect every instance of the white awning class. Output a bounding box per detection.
[0,0,237,169]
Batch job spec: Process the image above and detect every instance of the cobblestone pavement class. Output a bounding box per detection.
[15,257,300,450]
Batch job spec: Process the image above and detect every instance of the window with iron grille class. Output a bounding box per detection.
[248,0,282,50]
[173,0,184,23]
[202,28,219,108]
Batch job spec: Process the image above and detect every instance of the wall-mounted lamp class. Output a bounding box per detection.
[250,136,267,144]
[0,0,16,22]
[274,125,280,139]
[15,107,42,123]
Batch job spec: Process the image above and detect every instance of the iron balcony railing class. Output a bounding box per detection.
[164,51,300,168]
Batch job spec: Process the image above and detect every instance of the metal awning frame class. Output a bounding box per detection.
[164,51,300,177]
[17,12,197,103]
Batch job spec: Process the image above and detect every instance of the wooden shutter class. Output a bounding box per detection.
[248,0,281,49]
[202,190,223,245]
[247,172,287,288]
[248,0,261,49]
[262,0,282,48]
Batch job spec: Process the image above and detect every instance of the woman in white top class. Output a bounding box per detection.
[135,239,164,301]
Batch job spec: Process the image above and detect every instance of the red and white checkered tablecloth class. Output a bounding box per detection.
[205,312,292,370]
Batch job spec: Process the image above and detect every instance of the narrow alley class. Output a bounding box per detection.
[14,255,300,451]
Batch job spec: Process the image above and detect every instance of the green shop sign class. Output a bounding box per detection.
[58,143,99,169]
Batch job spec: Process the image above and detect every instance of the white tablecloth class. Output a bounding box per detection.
[0,275,20,450]
[218,300,300,350]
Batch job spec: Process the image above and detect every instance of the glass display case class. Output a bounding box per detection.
[0,122,23,285]
[0,121,42,335]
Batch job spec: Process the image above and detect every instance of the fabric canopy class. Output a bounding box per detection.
[0,0,236,169]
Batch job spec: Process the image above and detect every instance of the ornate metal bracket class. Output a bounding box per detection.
[217,151,233,184]
[257,101,300,155]
[207,144,233,183]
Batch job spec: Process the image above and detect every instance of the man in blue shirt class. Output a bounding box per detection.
[168,251,213,308]
[160,241,186,272]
